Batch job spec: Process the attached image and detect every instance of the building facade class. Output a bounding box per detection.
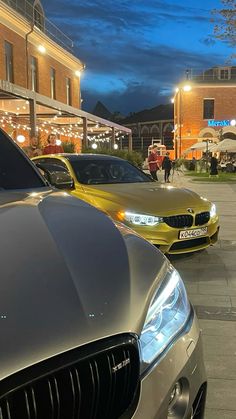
[121,104,174,157]
[174,66,236,158]
[0,0,131,150]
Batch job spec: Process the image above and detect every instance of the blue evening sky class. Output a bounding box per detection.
[43,0,235,115]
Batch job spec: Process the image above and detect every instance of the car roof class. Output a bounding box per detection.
[49,154,125,162]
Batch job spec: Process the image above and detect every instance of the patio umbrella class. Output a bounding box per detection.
[210,139,236,153]
[184,141,215,154]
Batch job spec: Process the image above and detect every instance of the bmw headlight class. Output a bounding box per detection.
[122,211,163,226]
[139,268,191,374]
[210,203,217,217]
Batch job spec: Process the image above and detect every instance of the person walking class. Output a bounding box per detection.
[210,154,218,177]
[43,134,64,155]
[162,152,172,183]
[148,145,159,180]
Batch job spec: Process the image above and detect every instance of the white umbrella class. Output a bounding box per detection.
[210,139,236,153]
[184,141,215,154]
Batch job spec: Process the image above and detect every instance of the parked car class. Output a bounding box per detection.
[0,128,206,418]
[33,153,219,254]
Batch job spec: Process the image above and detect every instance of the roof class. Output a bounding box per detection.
[92,101,113,121]
[120,104,174,124]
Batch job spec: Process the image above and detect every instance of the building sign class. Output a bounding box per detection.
[208,120,230,127]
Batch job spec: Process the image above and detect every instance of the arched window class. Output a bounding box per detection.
[163,123,174,150]
[163,123,174,133]
[34,2,45,31]
[203,132,213,138]
[132,126,138,136]
[150,124,160,136]
[223,132,236,140]
[141,125,149,135]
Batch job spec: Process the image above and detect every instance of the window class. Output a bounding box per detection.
[5,41,14,83]
[50,68,56,99]
[203,99,214,120]
[31,56,38,92]
[66,77,72,105]
[34,4,44,31]
[219,67,231,80]
[69,158,152,185]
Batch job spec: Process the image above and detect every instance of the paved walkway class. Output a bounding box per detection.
[166,171,236,418]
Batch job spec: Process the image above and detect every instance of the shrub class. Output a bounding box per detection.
[62,141,76,153]
[81,147,143,168]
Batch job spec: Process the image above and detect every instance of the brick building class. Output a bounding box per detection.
[121,104,174,157]
[174,66,236,158]
[0,0,131,150]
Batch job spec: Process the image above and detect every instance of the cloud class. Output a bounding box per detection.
[41,0,231,114]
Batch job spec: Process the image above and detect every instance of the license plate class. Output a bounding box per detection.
[179,227,208,239]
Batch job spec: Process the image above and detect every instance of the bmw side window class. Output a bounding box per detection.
[0,130,46,190]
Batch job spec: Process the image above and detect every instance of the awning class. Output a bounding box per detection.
[0,79,132,149]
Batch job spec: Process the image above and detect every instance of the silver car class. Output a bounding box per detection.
[0,129,206,418]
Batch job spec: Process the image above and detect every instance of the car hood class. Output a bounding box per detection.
[0,189,168,379]
[83,182,210,214]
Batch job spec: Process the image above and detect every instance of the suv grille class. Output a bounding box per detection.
[163,215,193,228]
[0,335,140,419]
[195,212,210,226]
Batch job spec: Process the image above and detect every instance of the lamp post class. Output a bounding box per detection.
[203,139,213,172]
[173,84,192,159]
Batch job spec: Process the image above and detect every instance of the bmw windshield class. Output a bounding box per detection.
[69,158,154,185]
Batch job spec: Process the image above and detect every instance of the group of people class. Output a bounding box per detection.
[23,133,64,158]
[148,145,172,182]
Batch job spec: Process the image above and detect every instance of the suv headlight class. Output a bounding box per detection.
[139,268,191,374]
[121,211,163,226]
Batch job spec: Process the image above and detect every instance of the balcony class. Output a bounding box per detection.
[1,0,74,52]
[183,67,236,83]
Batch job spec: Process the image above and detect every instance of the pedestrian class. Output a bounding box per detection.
[210,153,218,177]
[162,152,172,183]
[148,145,159,180]
[23,135,42,158]
[43,133,64,155]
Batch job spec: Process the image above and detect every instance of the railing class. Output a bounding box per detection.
[1,0,74,52]
[183,68,236,82]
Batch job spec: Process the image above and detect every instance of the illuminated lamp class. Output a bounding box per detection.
[183,84,192,92]
[38,45,46,54]
[16,135,26,143]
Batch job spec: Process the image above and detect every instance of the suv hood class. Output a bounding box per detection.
[0,189,167,379]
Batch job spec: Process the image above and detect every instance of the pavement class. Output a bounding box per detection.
[164,170,236,419]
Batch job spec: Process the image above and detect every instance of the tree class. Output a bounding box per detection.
[212,0,236,50]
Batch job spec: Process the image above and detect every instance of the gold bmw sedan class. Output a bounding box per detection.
[33,154,219,254]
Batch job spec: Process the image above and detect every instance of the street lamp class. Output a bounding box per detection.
[173,84,192,159]
[202,139,213,172]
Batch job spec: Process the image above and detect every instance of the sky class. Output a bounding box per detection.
[43,0,235,115]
